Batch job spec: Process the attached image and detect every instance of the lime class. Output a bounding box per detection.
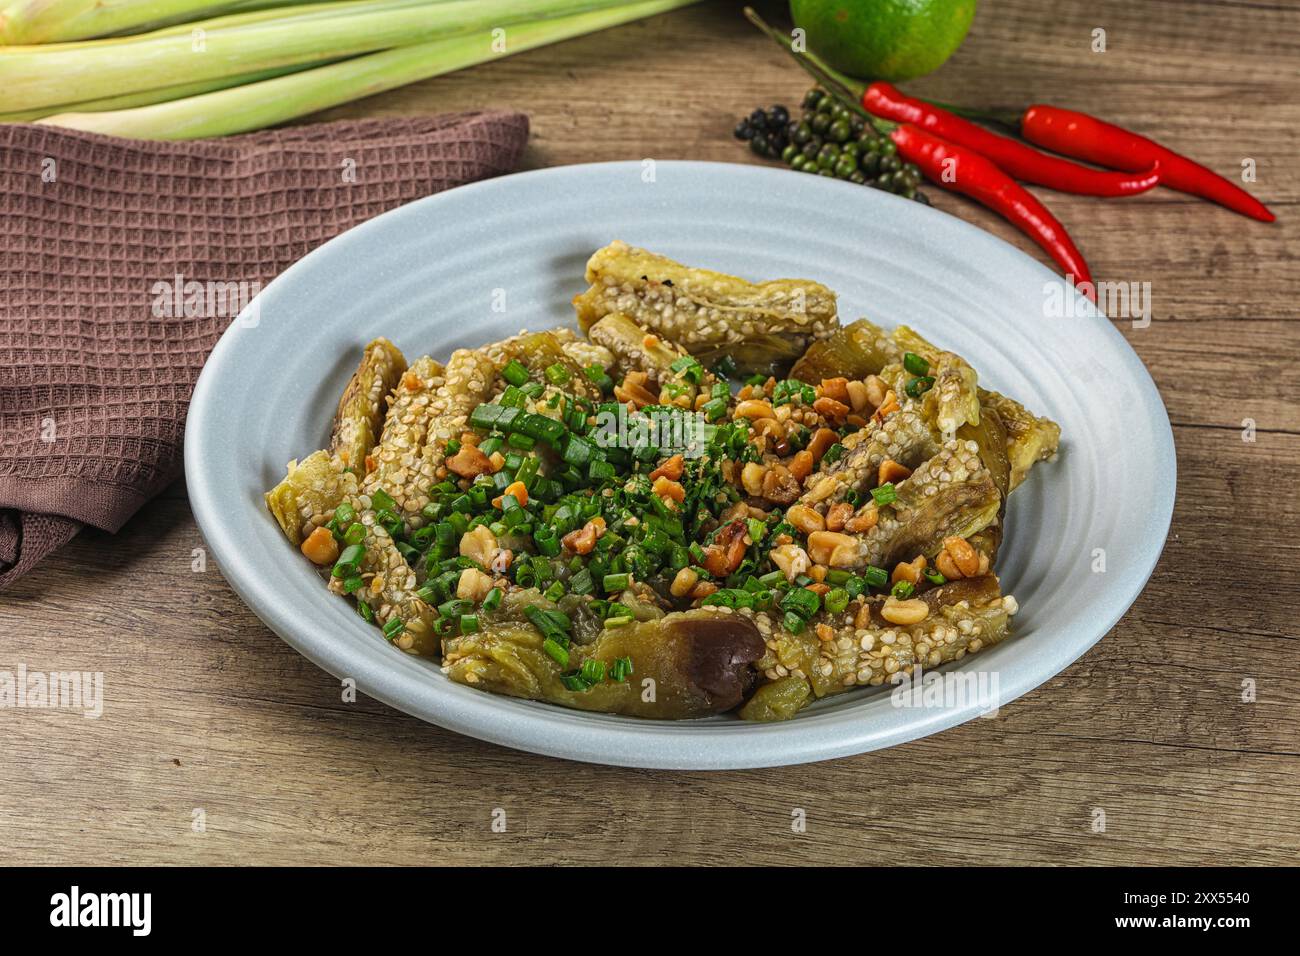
[790,0,978,81]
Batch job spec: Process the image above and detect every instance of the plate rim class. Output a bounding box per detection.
[185,159,1176,769]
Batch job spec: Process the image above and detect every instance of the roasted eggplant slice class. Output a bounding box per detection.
[264,449,357,547]
[745,575,1013,720]
[586,312,692,385]
[573,240,837,374]
[797,408,940,510]
[981,389,1061,491]
[329,337,407,474]
[443,606,765,719]
[362,349,496,528]
[790,318,901,383]
[808,438,1001,571]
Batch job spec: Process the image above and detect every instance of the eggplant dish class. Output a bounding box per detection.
[266,241,1060,721]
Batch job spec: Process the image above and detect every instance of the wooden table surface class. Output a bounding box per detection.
[2,0,1297,866]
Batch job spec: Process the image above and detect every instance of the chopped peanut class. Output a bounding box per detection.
[614,370,658,409]
[691,581,719,600]
[735,399,775,420]
[649,454,684,482]
[806,530,860,568]
[844,503,879,533]
[807,565,827,583]
[447,443,493,479]
[805,475,838,503]
[652,476,685,504]
[891,555,927,586]
[300,526,339,566]
[812,396,850,424]
[702,519,748,577]
[457,567,493,602]
[769,543,810,581]
[806,427,838,463]
[881,596,929,626]
[938,536,981,578]
[805,582,830,596]
[562,520,601,555]
[459,525,499,567]
[761,463,801,504]
[670,566,699,598]
[818,377,849,403]
[492,480,529,510]
[878,458,912,485]
[787,449,814,482]
[845,379,870,414]
[786,504,825,534]
[864,375,887,408]
[873,389,901,422]
[741,461,766,496]
[825,501,853,532]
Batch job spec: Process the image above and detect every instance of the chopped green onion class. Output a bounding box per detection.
[609,656,634,682]
[382,617,405,641]
[602,572,631,593]
[458,614,479,634]
[781,586,821,619]
[903,352,931,377]
[559,671,592,691]
[824,587,850,614]
[542,638,570,668]
[863,566,889,589]
[544,363,571,385]
[871,483,897,506]
[905,376,935,398]
[891,580,915,599]
[481,587,502,612]
[580,659,607,683]
[502,360,530,386]
[603,615,634,628]
[923,567,946,585]
[332,543,365,576]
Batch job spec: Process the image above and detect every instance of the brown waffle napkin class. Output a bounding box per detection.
[0,112,530,588]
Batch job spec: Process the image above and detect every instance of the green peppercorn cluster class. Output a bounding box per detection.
[734,88,928,202]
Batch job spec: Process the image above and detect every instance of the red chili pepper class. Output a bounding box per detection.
[1018,105,1274,222]
[890,123,1094,299]
[863,82,1160,198]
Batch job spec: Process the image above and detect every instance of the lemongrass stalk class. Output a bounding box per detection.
[0,0,337,44]
[0,60,339,122]
[0,0,436,54]
[1,0,631,112]
[38,0,699,139]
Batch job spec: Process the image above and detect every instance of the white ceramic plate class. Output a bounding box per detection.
[186,161,1175,769]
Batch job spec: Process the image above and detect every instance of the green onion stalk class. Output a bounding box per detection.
[0,0,337,45]
[35,0,698,139]
[0,0,653,112]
